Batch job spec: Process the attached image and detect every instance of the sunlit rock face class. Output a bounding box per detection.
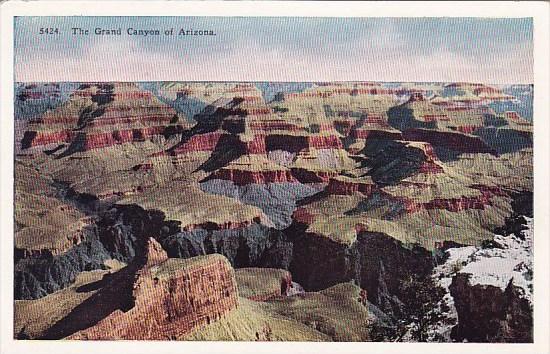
[67,239,239,340]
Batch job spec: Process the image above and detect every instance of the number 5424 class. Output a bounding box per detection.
[39,28,59,34]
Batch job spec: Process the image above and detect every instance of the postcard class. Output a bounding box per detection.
[0,1,549,354]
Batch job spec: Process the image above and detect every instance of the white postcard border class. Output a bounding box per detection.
[1,2,548,354]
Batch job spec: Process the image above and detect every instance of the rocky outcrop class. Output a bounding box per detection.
[158,222,293,270]
[286,221,435,318]
[402,128,496,155]
[400,192,495,213]
[360,140,443,185]
[14,204,171,300]
[235,268,293,301]
[447,214,533,342]
[290,168,336,183]
[67,239,238,340]
[21,83,181,153]
[161,132,223,155]
[265,134,342,153]
[207,168,297,185]
[248,120,301,132]
[450,275,532,342]
[200,179,321,230]
[21,130,74,148]
[353,232,434,317]
[83,127,166,150]
[287,222,356,291]
[326,177,376,196]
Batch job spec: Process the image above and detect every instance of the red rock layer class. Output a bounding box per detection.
[295,184,505,231]
[23,84,179,150]
[24,130,74,147]
[421,114,450,122]
[418,161,444,174]
[82,126,165,150]
[245,107,272,115]
[505,111,531,125]
[308,135,343,149]
[68,239,238,340]
[408,92,426,102]
[364,114,387,125]
[244,135,267,154]
[470,184,507,197]
[455,125,481,134]
[265,134,343,152]
[402,194,491,213]
[402,128,495,154]
[209,168,298,186]
[326,178,376,196]
[350,129,403,140]
[292,207,316,225]
[248,120,301,132]
[167,132,223,155]
[393,185,503,214]
[413,142,445,175]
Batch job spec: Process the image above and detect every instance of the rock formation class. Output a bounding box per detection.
[68,238,238,340]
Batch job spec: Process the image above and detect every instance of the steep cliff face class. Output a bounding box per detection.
[158,222,293,269]
[353,232,434,316]
[448,216,533,342]
[287,222,356,291]
[14,203,170,300]
[359,140,445,185]
[450,275,532,342]
[287,221,434,318]
[402,128,496,155]
[67,239,238,340]
[285,216,435,315]
[200,177,322,230]
[326,176,376,196]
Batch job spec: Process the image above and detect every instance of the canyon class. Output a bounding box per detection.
[14,81,533,342]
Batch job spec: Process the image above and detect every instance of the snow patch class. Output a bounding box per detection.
[428,217,533,340]
[460,217,533,302]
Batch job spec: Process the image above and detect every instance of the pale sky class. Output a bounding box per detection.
[14,17,533,83]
